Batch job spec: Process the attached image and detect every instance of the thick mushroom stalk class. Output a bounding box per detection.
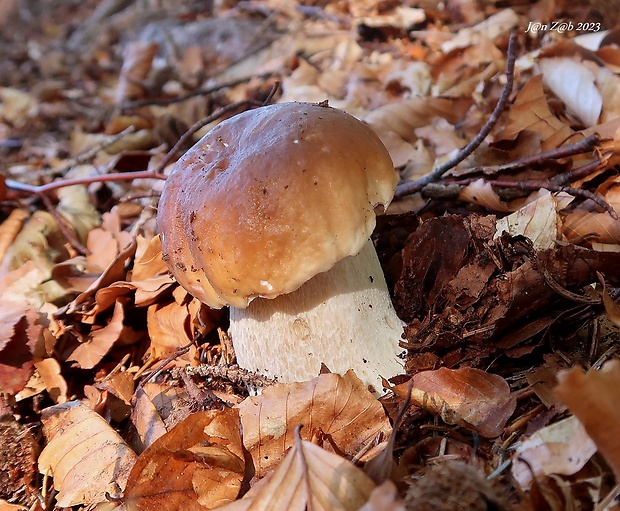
[229,240,404,393]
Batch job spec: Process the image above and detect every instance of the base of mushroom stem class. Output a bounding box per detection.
[229,239,405,396]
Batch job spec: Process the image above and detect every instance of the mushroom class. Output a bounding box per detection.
[157,102,405,394]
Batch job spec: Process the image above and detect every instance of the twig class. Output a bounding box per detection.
[453,178,618,219]
[5,170,166,195]
[152,98,266,174]
[174,363,276,388]
[447,134,600,179]
[120,73,275,110]
[551,157,604,185]
[39,192,91,255]
[395,31,518,199]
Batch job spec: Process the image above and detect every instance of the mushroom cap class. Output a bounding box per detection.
[157,102,397,309]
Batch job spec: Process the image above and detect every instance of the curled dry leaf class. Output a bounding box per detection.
[393,367,515,438]
[539,57,602,128]
[218,432,376,511]
[120,409,244,510]
[38,400,138,507]
[555,360,620,482]
[511,415,596,489]
[115,41,159,103]
[66,300,127,369]
[0,304,43,395]
[237,371,392,479]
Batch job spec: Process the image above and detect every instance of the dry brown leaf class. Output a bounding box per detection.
[115,41,159,103]
[218,431,376,511]
[439,8,518,53]
[0,208,28,268]
[38,400,138,507]
[563,176,620,243]
[501,75,573,151]
[238,371,392,479]
[120,409,244,510]
[494,190,573,250]
[0,305,42,395]
[393,367,515,438]
[34,358,68,404]
[364,97,472,167]
[539,57,602,128]
[0,501,27,511]
[129,386,169,453]
[146,300,193,361]
[458,178,511,213]
[555,361,620,482]
[357,481,407,511]
[511,415,596,490]
[66,300,127,369]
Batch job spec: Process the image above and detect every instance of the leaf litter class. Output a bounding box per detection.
[1,0,620,509]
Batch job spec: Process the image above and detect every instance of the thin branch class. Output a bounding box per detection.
[5,170,166,195]
[551,157,605,185]
[39,193,91,255]
[448,133,600,179]
[152,98,265,174]
[395,31,518,199]
[453,178,618,219]
[120,72,275,110]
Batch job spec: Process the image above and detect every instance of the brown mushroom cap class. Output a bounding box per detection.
[157,102,397,309]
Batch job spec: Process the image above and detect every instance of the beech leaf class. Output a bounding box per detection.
[218,429,376,511]
[555,361,620,482]
[393,367,515,438]
[237,371,393,478]
[119,409,244,510]
[38,401,138,507]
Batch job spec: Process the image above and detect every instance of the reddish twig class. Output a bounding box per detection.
[395,31,518,199]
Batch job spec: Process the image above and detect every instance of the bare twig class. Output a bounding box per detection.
[551,157,604,185]
[452,178,618,219]
[447,134,600,179]
[39,192,91,255]
[152,98,265,174]
[395,31,518,199]
[120,73,275,110]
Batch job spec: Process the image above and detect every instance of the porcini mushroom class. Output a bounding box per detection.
[157,102,405,394]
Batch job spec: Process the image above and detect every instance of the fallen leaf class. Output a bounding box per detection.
[0,305,42,395]
[501,75,573,150]
[511,415,596,489]
[38,400,138,506]
[539,57,603,127]
[358,481,407,511]
[393,367,515,438]
[66,300,127,369]
[555,361,620,482]
[237,371,392,478]
[120,409,244,510]
[494,190,573,250]
[218,429,376,511]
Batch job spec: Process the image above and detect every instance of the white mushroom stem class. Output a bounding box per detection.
[229,239,405,395]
